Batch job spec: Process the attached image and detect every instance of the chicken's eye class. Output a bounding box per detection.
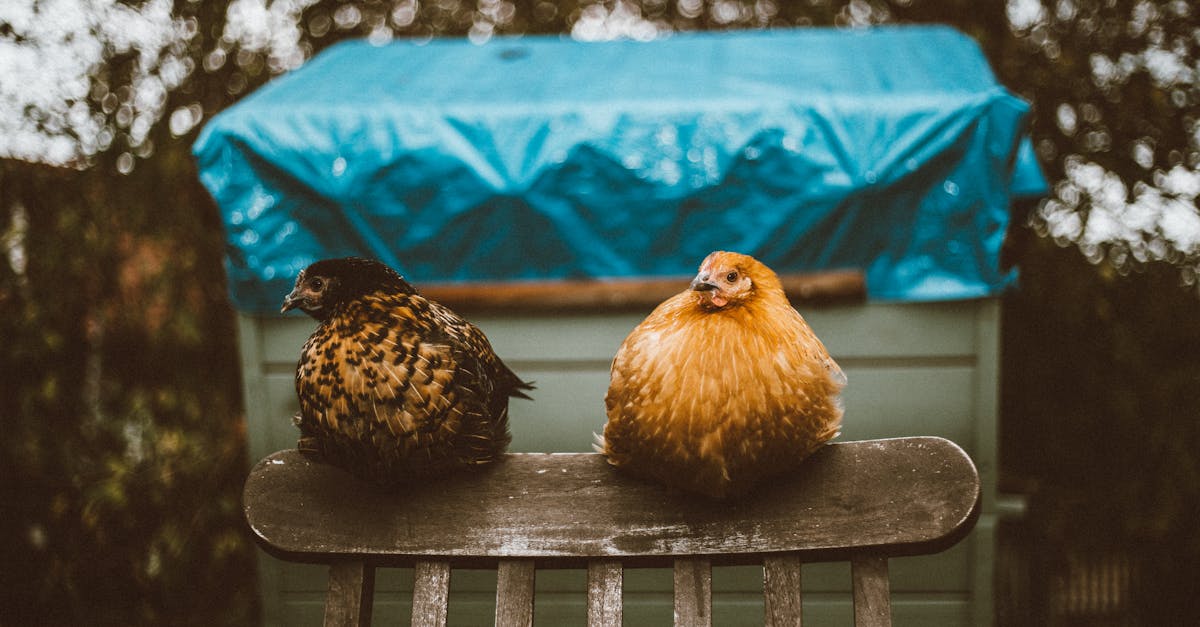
[725,271,738,283]
[310,278,325,290]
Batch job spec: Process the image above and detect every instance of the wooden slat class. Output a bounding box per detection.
[324,560,374,627]
[495,559,535,627]
[418,270,865,313]
[243,437,980,564]
[851,555,892,627]
[763,553,803,627]
[673,557,712,627]
[411,561,451,627]
[586,560,623,627]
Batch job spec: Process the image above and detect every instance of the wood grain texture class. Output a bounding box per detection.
[324,561,374,627]
[673,557,712,626]
[411,561,450,627]
[243,437,980,566]
[852,555,892,627]
[763,553,803,627]
[418,270,865,313]
[495,560,535,627]
[586,560,622,627]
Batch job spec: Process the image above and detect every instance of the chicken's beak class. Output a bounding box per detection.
[690,276,718,292]
[281,289,302,314]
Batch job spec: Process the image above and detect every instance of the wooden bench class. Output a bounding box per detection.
[242,436,979,626]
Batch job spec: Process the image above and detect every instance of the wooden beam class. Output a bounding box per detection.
[411,560,451,627]
[243,438,980,564]
[851,555,892,627]
[673,557,712,627]
[495,559,535,627]
[763,553,803,626]
[324,560,374,627]
[418,269,865,313]
[586,559,623,627]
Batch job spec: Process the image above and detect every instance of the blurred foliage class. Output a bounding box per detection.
[1,0,1199,625]
[0,153,255,623]
[0,2,264,624]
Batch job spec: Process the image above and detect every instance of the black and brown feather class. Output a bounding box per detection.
[284,257,533,486]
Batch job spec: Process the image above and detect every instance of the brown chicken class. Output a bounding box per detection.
[600,251,845,499]
[282,257,532,486]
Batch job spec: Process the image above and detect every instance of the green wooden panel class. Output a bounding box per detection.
[259,317,323,365]
[473,302,981,362]
[472,313,643,362]
[277,562,327,592]
[279,561,416,592]
[259,374,300,461]
[278,596,326,627]
[507,369,608,453]
[259,300,984,367]
[839,366,977,447]
[801,301,981,359]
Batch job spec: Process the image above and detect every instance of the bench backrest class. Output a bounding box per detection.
[243,436,980,626]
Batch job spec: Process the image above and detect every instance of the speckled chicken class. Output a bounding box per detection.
[281,257,533,486]
[600,251,845,499]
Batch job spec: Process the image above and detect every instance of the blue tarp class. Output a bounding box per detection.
[193,26,1047,313]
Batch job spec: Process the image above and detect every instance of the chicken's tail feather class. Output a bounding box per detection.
[591,431,607,456]
[508,379,536,400]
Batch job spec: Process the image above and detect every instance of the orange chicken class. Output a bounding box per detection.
[600,251,845,499]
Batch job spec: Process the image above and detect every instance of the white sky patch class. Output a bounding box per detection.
[1089,53,1123,88]
[1006,0,1047,31]
[1142,46,1194,87]
[2,203,28,281]
[1160,196,1200,253]
[1038,156,1200,270]
[710,0,749,25]
[0,0,191,166]
[169,104,205,137]
[1131,140,1154,169]
[1,0,325,168]
[1055,103,1077,135]
[571,0,663,42]
[1129,0,1158,37]
[221,0,319,72]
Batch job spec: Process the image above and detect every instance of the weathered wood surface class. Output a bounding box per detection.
[324,560,374,627]
[243,437,979,566]
[673,557,713,626]
[418,269,865,313]
[763,553,803,626]
[410,561,450,627]
[586,560,622,627]
[852,555,892,627]
[495,559,535,627]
